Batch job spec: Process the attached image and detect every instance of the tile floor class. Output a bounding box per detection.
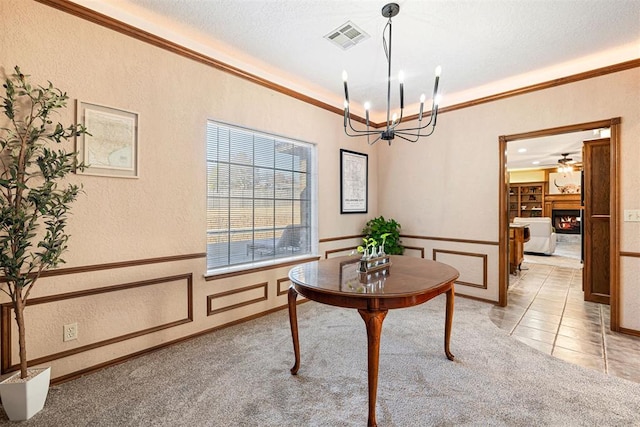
[489,257,640,383]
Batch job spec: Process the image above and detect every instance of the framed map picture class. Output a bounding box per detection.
[76,101,138,177]
[340,149,368,214]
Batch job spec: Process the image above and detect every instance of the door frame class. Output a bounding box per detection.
[498,117,621,330]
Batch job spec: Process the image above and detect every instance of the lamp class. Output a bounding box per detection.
[557,153,574,174]
[342,2,441,145]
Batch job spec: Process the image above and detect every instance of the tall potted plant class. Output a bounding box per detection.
[0,66,86,420]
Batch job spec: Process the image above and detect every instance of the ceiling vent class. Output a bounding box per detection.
[324,21,369,50]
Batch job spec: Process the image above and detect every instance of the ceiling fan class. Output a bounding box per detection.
[556,152,580,173]
[557,153,576,165]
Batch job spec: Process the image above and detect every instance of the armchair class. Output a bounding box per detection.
[513,217,557,255]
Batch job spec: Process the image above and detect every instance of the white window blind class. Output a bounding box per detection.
[206,121,314,270]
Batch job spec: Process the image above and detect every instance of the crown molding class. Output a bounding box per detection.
[37,0,640,128]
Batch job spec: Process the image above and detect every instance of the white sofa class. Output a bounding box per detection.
[513,217,557,255]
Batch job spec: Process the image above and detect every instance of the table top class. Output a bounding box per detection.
[288,255,459,310]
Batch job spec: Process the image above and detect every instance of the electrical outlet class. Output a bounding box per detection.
[63,323,78,342]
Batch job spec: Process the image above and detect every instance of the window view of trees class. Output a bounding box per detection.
[206,123,313,269]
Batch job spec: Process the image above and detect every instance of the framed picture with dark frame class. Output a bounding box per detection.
[340,149,368,214]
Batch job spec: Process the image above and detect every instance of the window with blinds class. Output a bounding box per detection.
[206,121,315,270]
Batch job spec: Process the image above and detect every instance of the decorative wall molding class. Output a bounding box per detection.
[0,253,205,282]
[51,298,310,385]
[403,245,425,258]
[277,278,291,296]
[621,251,640,258]
[37,0,640,127]
[325,246,357,259]
[319,234,363,243]
[35,0,358,123]
[1,273,193,374]
[206,282,268,316]
[402,234,499,246]
[433,249,488,289]
[619,327,640,337]
[324,235,497,259]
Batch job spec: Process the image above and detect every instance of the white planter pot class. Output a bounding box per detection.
[0,367,51,421]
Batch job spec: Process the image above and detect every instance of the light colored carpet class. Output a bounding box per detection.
[3,296,640,426]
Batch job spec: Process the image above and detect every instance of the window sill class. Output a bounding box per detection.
[205,254,320,281]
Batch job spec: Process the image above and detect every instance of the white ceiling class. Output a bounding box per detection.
[69,0,638,167]
[506,130,606,171]
[73,0,640,121]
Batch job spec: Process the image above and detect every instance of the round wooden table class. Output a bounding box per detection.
[287,255,459,427]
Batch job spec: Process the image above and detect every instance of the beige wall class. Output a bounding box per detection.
[1,0,639,381]
[0,0,378,380]
[378,68,640,329]
[509,169,547,184]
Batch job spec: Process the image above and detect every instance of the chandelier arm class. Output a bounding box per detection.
[392,103,438,132]
[345,114,381,135]
[344,126,382,136]
[393,133,418,143]
[344,106,375,135]
[390,107,405,130]
[368,134,383,145]
[396,125,436,139]
[393,118,433,133]
[395,124,424,142]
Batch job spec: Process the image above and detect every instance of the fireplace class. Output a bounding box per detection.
[552,209,581,234]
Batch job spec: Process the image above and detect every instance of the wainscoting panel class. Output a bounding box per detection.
[403,245,425,258]
[433,249,488,289]
[1,273,193,374]
[277,278,291,296]
[207,282,269,316]
[325,246,357,259]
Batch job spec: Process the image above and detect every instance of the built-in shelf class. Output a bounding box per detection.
[509,182,545,221]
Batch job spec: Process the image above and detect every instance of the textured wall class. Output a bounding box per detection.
[378,68,640,327]
[0,0,378,379]
[1,0,638,382]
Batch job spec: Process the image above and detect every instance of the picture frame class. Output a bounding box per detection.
[340,149,368,214]
[549,172,581,194]
[76,101,138,178]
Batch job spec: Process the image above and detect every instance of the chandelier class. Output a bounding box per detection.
[342,2,441,145]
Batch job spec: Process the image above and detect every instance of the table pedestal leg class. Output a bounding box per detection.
[288,287,300,375]
[444,285,455,361]
[358,309,388,427]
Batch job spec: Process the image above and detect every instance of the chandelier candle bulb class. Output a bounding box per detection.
[398,70,405,109]
[418,94,426,121]
[433,95,442,126]
[364,102,371,125]
[342,70,349,102]
[343,100,349,127]
[433,67,441,97]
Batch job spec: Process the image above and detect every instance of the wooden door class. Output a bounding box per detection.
[583,138,610,304]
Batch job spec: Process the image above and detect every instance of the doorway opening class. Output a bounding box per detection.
[498,118,621,331]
